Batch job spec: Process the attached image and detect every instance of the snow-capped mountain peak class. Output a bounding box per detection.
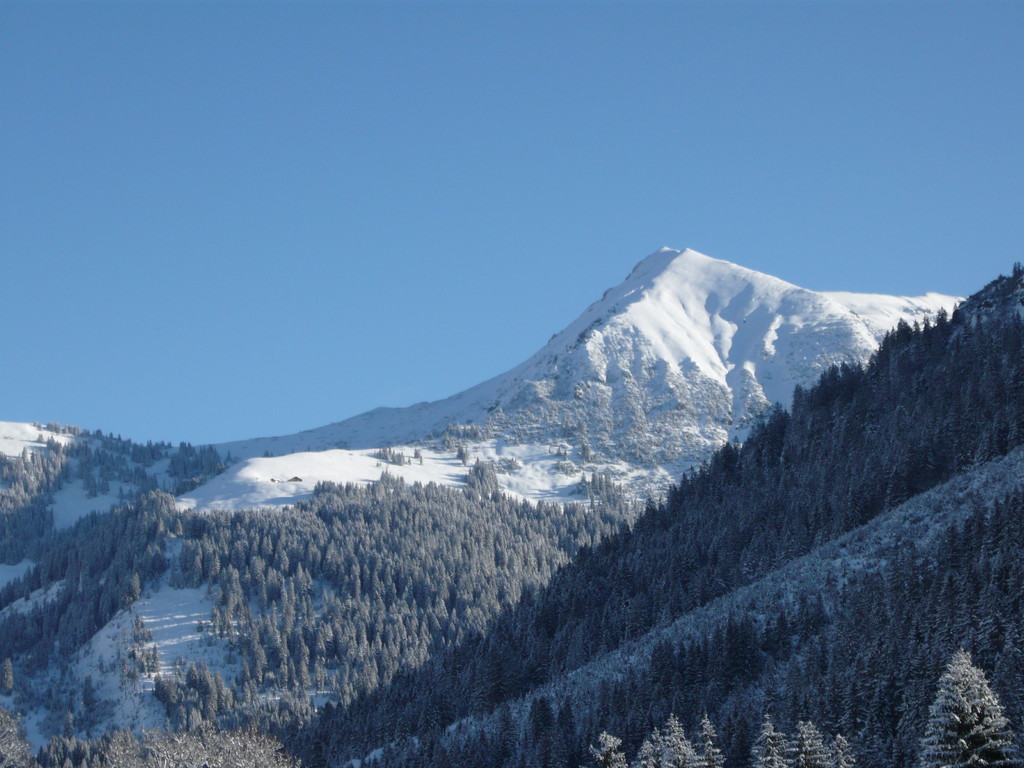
[549,247,864,393]
[193,248,959,506]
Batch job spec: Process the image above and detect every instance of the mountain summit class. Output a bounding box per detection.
[208,249,958,501]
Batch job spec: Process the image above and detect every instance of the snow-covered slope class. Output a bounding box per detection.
[178,447,472,512]
[7,566,229,748]
[195,249,957,505]
[0,421,76,458]
[177,440,635,512]
[953,264,1024,323]
[821,290,954,341]
[70,578,227,738]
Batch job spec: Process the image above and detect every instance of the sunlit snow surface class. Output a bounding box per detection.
[176,440,647,512]
[0,421,75,457]
[72,577,227,736]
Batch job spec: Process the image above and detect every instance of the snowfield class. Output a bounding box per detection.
[822,290,954,341]
[177,446,474,512]
[177,440,649,512]
[0,421,75,457]
[50,477,128,529]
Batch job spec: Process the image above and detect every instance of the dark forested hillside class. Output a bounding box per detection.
[314,268,1024,768]
[0,426,224,562]
[1,446,629,753]
[359,461,1024,768]
[0,492,175,669]
[164,472,628,725]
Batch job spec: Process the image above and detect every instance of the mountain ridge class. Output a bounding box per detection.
[207,248,958,503]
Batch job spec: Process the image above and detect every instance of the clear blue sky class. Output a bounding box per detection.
[2,2,1022,445]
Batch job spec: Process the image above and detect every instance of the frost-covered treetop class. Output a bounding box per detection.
[920,649,1019,768]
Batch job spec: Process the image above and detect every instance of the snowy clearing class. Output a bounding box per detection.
[0,421,75,457]
[73,576,229,735]
[176,439,641,512]
[0,580,65,622]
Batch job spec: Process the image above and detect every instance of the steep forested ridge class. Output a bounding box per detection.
[313,268,1024,768]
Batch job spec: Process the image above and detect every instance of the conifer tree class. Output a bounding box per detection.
[636,729,667,768]
[790,722,830,768]
[831,734,855,768]
[920,649,1018,768]
[699,716,725,768]
[662,714,699,768]
[0,706,33,768]
[591,732,628,768]
[753,714,789,768]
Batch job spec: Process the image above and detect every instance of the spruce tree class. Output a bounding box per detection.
[831,734,855,768]
[699,716,725,768]
[0,706,32,768]
[920,650,1018,768]
[753,714,789,768]
[591,732,628,768]
[636,729,667,768]
[790,722,830,768]
[665,715,699,768]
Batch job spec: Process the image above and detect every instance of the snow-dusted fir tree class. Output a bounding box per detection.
[633,716,699,768]
[699,715,726,768]
[790,721,831,768]
[753,714,789,768]
[661,714,699,768]
[920,649,1018,768]
[832,734,856,768]
[591,732,628,768]
[636,729,668,768]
